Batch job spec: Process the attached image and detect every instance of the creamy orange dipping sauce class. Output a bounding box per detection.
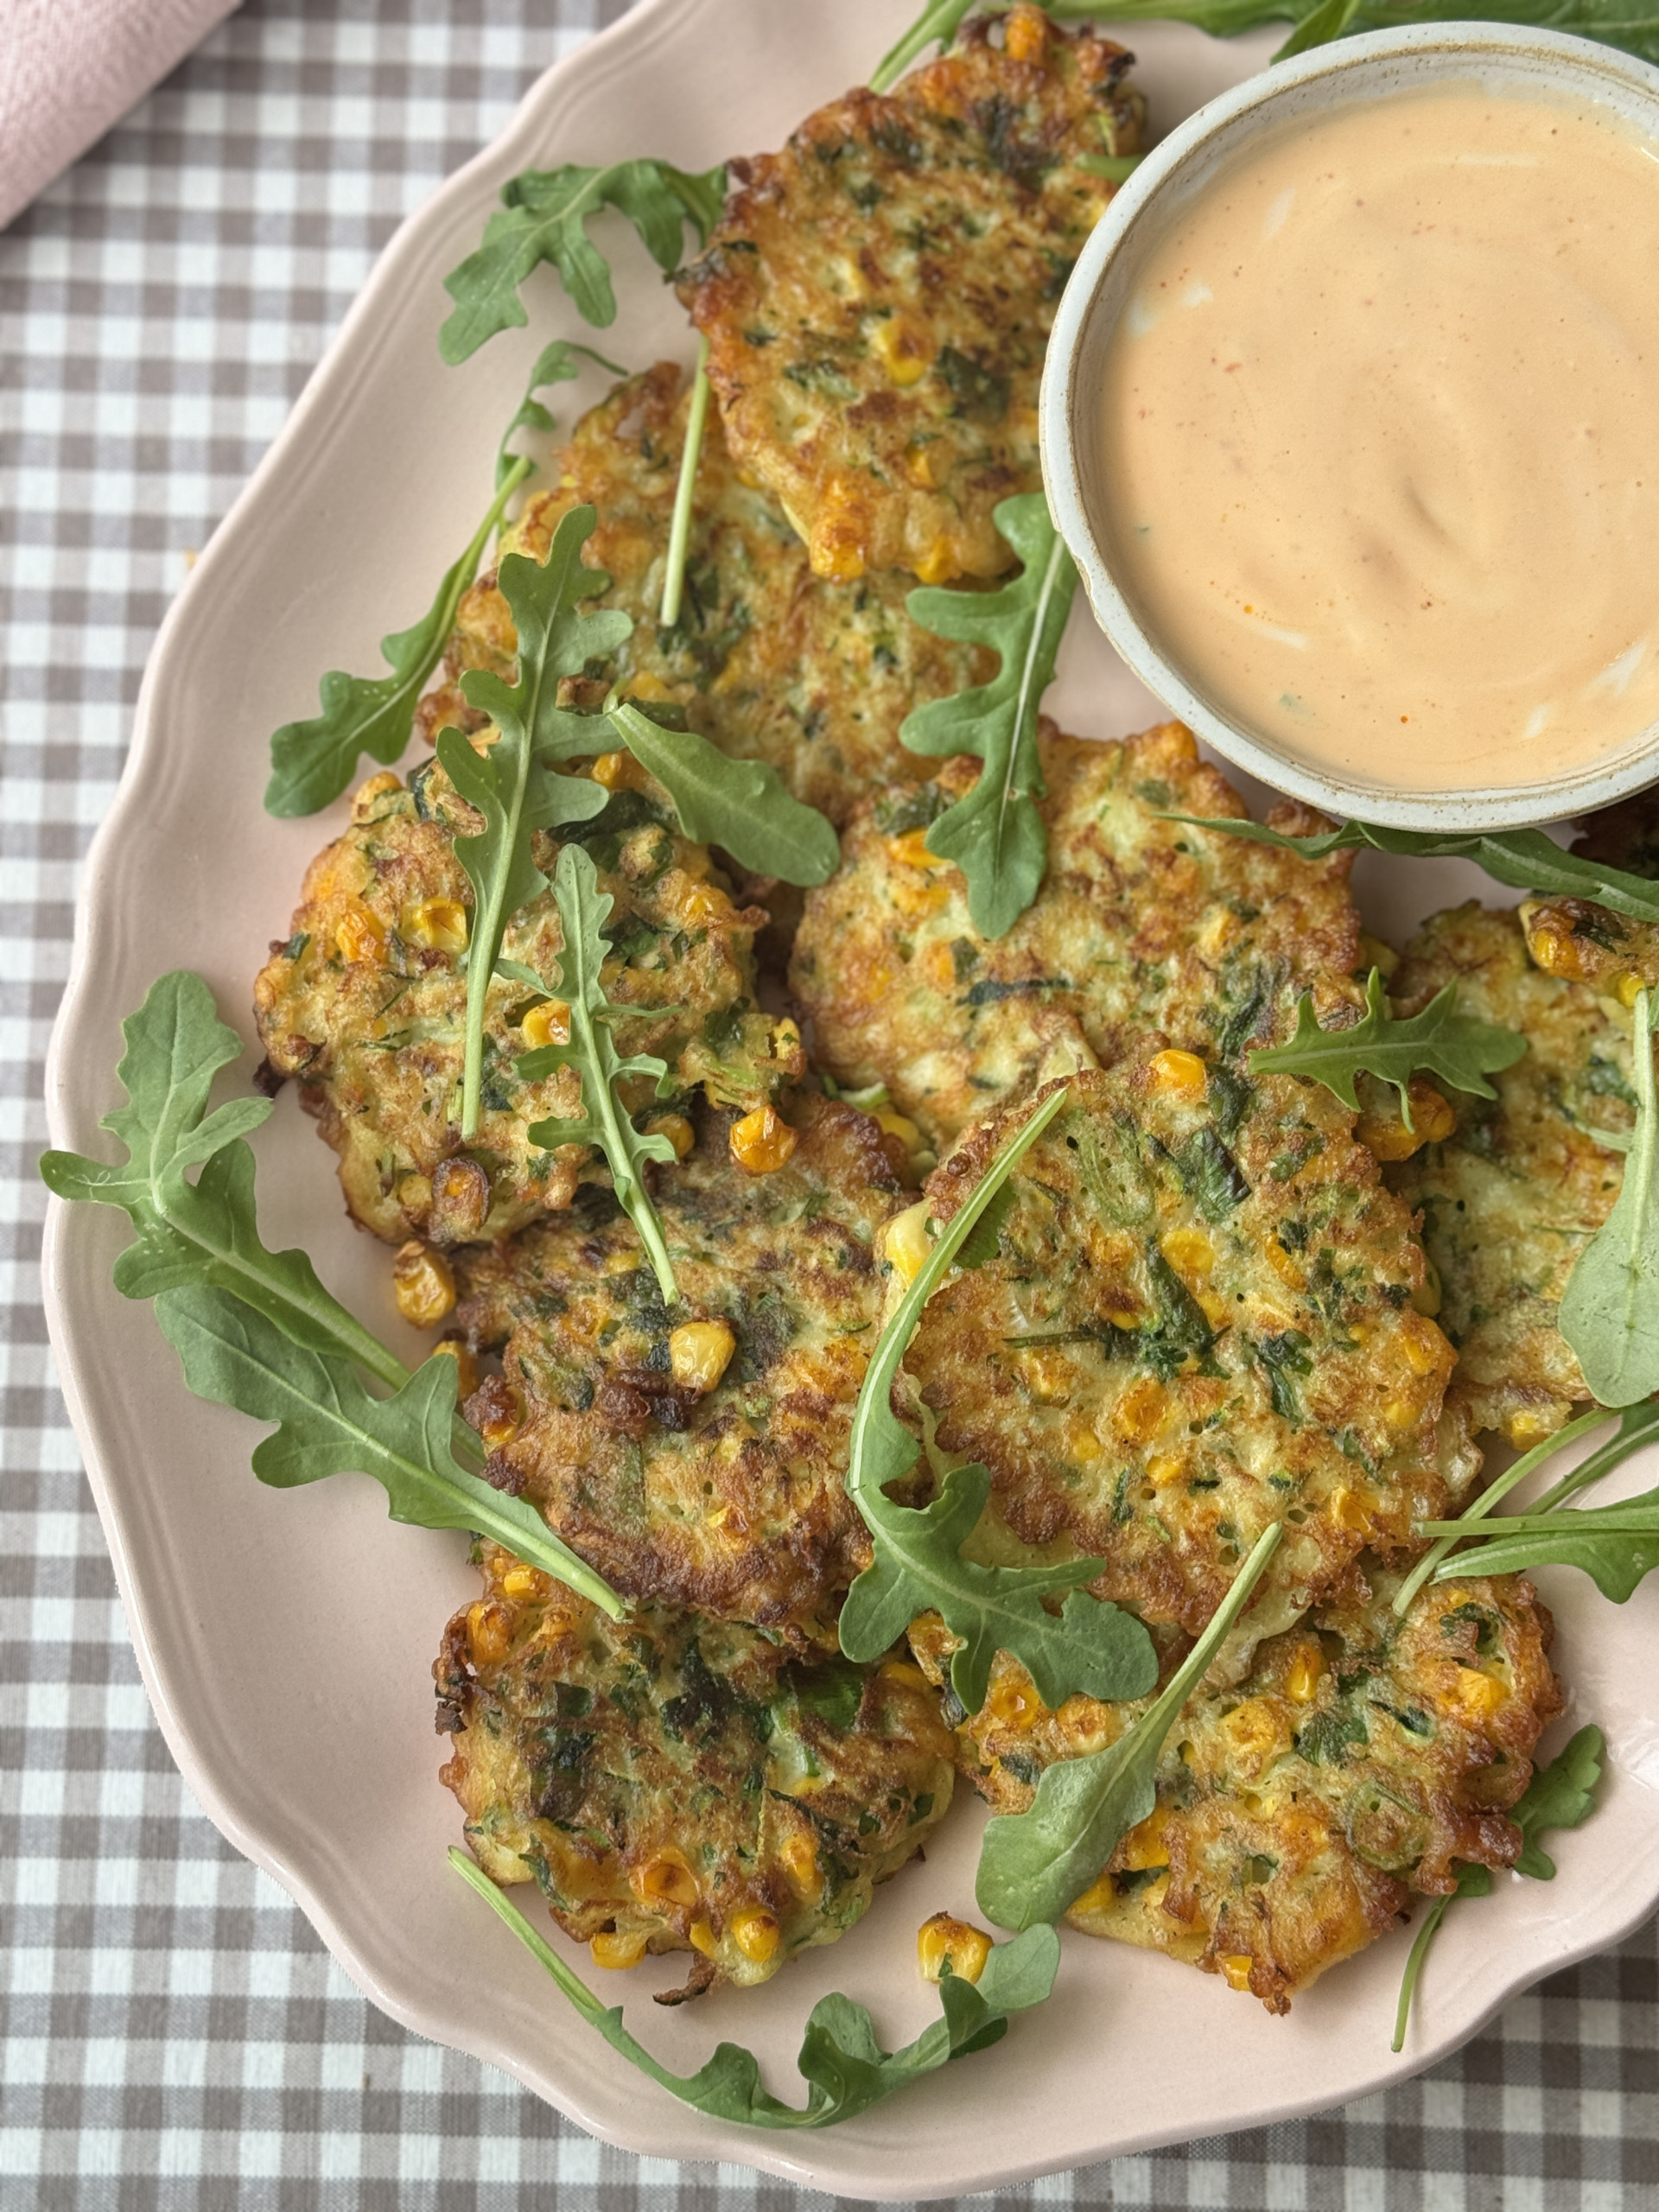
[1097,85,1659,792]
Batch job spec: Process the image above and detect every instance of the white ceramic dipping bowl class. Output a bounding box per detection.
[1041,23,1659,831]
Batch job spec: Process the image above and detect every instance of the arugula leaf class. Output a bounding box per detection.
[1559,988,1659,1407]
[39,971,626,1614]
[448,1846,1059,2128]
[1249,967,1526,1126]
[900,493,1078,941]
[518,845,680,1304]
[440,159,726,364]
[1391,1725,1604,2051]
[1423,1481,1659,1600]
[840,1085,1160,1714]
[265,456,530,820]
[156,1284,587,1574]
[1038,0,1659,69]
[496,338,626,492]
[40,971,396,1384]
[607,702,840,887]
[1390,1403,1621,1618]
[974,1522,1283,1931]
[1271,0,1360,54]
[435,505,630,1141]
[1164,813,1659,931]
[869,0,980,92]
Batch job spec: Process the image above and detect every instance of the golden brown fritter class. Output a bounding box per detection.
[911,1563,1560,2012]
[677,5,1143,583]
[1386,904,1637,1445]
[449,1094,904,1638]
[790,723,1363,1152]
[252,760,801,1246]
[901,1066,1466,1660]
[417,365,991,825]
[438,1544,954,1999]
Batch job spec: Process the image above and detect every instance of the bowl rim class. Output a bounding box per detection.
[1040,21,1659,833]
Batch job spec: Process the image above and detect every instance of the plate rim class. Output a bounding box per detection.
[39,1,1659,2190]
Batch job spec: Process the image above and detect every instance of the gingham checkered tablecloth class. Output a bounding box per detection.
[5,4,1659,2203]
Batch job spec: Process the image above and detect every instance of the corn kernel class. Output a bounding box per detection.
[592,748,645,791]
[1331,1486,1371,1532]
[905,437,943,489]
[500,1564,548,1602]
[1068,1870,1117,1918]
[875,1107,923,1150]
[1504,1406,1560,1447]
[880,1659,929,1693]
[912,537,959,587]
[474,1382,519,1450]
[520,999,571,1051]
[1398,1311,1447,1376]
[1147,1451,1185,1488]
[1120,1806,1172,1872]
[1266,1237,1307,1293]
[1452,1668,1506,1719]
[645,1111,696,1160]
[622,671,675,705]
[1017,1347,1073,1405]
[1523,916,1583,980]
[688,1919,719,1957]
[680,880,734,925]
[889,828,937,868]
[1285,1644,1322,1704]
[918,1912,993,1986]
[869,316,934,387]
[590,1927,650,1970]
[779,1830,823,1900]
[1410,1082,1459,1143]
[430,1157,491,1241]
[1149,1048,1207,1100]
[1004,5,1049,63]
[987,1675,1042,1732]
[1198,906,1237,956]
[467,1599,513,1666]
[1119,1380,1167,1451]
[1065,1415,1103,1463]
[430,1338,479,1400]
[809,477,870,581]
[882,1199,934,1287]
[731,1906,781,1965]
[351,771,402,821]
[1220,1954,1255,1992]
[334,902,387,966]
[1383,1395,1421,1430]
[1616,969,1649,1007]
[632,1850,699,1910]
[1223,1697,1285,1764]
[669,1319,736,1394]
[400,897,468,953]
[1358,1079,1457,1162]
[1160,1227,1215,1287]
[1412,1255,1445,1319]
[730,1103,798,1175]
[392,1240,456,1329]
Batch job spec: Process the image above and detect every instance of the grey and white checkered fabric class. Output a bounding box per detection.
[4,4,1659,2204]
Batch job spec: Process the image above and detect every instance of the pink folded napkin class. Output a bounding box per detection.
[1,0,239,231]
